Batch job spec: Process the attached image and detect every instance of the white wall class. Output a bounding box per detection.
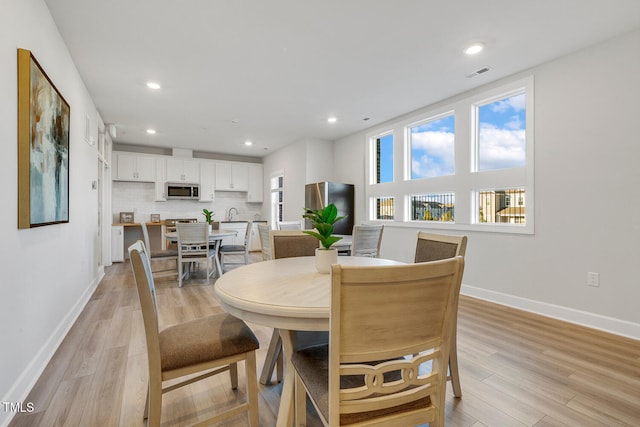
[304,139,334,183]
[263,138,334,223]
[0,0,102,423]
[334,30,640,339]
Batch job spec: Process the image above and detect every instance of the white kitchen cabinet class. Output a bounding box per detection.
[114,152,155,182]
[111,225,124,262]
[247,163,263,202]
[166,158,200,183]
[215,162,248,191]
[199,160,215,202]
[154,158,166,201]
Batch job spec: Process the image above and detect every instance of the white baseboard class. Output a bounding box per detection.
[462,284,640,341]
[0,270,104,427]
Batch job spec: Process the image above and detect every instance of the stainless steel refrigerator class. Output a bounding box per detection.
[304,182,354,235]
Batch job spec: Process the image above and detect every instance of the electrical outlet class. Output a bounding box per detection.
[587,272,600,287]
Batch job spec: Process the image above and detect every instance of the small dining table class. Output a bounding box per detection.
[165,228,237,278]
[214,255,404,427]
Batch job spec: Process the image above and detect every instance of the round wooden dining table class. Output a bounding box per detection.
[214,255,404,427]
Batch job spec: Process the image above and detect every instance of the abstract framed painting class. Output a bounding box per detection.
[17,48,70,228]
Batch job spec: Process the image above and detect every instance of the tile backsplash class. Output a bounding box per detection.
[112,181,264,224]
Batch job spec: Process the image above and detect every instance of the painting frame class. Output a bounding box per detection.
[18,48,70,228]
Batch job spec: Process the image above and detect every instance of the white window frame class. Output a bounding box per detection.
[365,76,534,234]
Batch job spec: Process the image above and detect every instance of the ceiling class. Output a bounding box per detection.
[44,0,640,158]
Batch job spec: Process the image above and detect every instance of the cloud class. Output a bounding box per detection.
[478,124,525,170]
[490,93,526,113]
[411,130,455,178]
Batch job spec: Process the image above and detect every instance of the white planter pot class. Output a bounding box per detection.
[315,248,338,274]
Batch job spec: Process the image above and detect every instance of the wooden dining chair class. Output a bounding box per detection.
[140,222,178,279]
[128,240,260,427]
[219,221,252,272]
[259,230,321,385]
[292,257,464,427]
[176,222,216,287]
[257,223,272,260]
[414,231,468,398]
[350,223,384,257]
[270,230,318,259]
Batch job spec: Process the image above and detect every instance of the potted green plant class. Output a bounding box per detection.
[202,208,219,230]
[302,203,346,273]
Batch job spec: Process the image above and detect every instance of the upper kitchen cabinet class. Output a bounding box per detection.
[215,162,248,191]
[166,158,200,183]
[247,163,263,202]
[114,152,155,182]
[154,159,167,201]
[199,161,215,202]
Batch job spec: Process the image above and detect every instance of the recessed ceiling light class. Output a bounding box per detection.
[244,140,253,146]
[464,42,485,55]
[146,81,161,90]
[146,129,156,134]
[327,117,337,123]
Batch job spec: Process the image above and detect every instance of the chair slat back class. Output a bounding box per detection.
[415,232,467,263]
[329,257,464,424]
[257,223,272,260]
[128,241,161,369]
[243,221,253,247]
[271,230,319,259]
[177,223,209,258]
[350,224,384,257]
[140,222,151,252]
[278,221,301,230]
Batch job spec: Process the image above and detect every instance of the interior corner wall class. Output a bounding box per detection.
[333,30,640,339]
[304,139,334,184]
[0,1,102,423]
[263,138,335,223]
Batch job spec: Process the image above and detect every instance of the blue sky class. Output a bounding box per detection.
[410,115,455,179]
[377,92,526,181]
[406,93,525,179]
[478,93,526,170]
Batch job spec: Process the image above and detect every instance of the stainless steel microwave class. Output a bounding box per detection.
[165,183,199,200]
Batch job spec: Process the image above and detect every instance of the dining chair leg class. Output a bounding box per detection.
[449,326,462,398]
[229,362,239,390]
[294,372,307,427]
[260,329,283,385]
[245,351,260,427]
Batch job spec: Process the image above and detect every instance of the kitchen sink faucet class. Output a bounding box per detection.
[228,207,238,221]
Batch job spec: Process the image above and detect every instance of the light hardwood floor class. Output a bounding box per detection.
[9,254,640,426]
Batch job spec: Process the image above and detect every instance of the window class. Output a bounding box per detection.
[477,189,526,224]
[365,77,534,234]
[409,114,455,179]
[476,92,526,171]
[410,193,455,222]
[373,197,394,220]
[270,173,284,224]
[375,133,393,184]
